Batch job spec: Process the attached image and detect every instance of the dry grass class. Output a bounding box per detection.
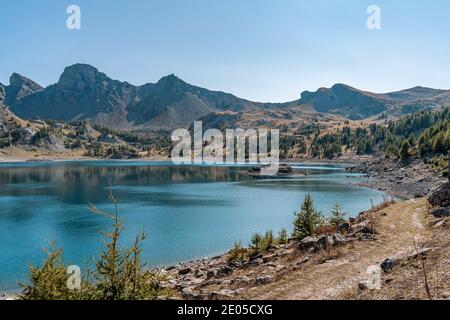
[313,247,346,265]
[343,217,450,300]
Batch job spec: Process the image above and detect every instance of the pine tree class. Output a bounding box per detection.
[21,191,169,300]
[88,191,168,300]
[278,228,288,244]
[292,194,324,240]
[20,242,76,300]
[328,202,347,228]
[249,233,262,257]
[400,141,410,159]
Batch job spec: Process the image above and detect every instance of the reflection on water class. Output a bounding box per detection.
[0,161,384,291]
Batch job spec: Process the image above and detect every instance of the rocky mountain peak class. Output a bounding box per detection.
[58,63,110,90]
[9,73,43,92]
[6,73,43,105]
[156,74,186,87]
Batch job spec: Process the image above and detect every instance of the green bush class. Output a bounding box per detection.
[227,241,247,264]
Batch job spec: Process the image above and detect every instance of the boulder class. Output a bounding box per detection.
[245,258,263,267]
[208,289,236,300]
[381,248,432,273]
[380,258,398,272]
[181,287,201,300]
[255,275,273,286]
[428,182,450,207]
[429,207,450,218]
[206,269,216,280]
[178,267,192,275]
[316,235,331,251]
[276,164,293,176]
[279,248,295,258]
[165,265,176,271]
[298,236,318,251]
[235,276,254,287]
[337,222,350,233]
[332,233,347,246]
[262,254,277,263]
[216,265,233,277]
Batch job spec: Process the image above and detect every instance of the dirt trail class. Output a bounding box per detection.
[243,199,431,300]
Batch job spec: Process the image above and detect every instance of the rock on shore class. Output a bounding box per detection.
[165,212,379,300]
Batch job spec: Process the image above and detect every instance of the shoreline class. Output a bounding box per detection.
[1,155,440,298]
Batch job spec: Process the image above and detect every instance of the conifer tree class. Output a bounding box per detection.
[292,194,324,239]
[328,202,347,228]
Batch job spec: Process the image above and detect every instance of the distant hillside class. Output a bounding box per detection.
[3,64,450,129]
[299,84,450,120]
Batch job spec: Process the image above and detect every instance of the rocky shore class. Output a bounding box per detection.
[164,209,383,300]
[348,157,447,199]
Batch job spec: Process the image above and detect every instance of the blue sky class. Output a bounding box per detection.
[1,0,450,102]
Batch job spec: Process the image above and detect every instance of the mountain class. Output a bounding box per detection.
[3,64,450,129]
[7,64,265,130]
[9,65,138,130]
[6,73,43,106]
[300,84,450,120]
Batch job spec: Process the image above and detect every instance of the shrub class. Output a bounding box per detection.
[292,194,324,240]
[227,241,247,264]
[248,230,278,257]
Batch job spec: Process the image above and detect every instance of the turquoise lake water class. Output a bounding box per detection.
[0,161,386,291]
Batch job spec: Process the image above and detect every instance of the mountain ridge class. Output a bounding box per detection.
[3,63,450,129]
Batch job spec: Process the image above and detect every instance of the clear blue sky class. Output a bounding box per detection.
[1,0,450,102]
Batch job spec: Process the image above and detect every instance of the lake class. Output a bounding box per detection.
[0,161,385,291]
